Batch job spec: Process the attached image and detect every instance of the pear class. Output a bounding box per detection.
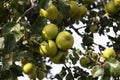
[28,71,37,79]
[74,5,87,19]
[42,24,58,40]
[37,70,46,80]
[105,0,119,15]
[50,51,67,64]
[56,31,74,51]
[68,1,79,17]
[39,40,57,57]
[40,4,62,23]
[22,63,35,74]
[103,48,116,59]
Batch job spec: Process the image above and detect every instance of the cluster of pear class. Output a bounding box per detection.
[105,0,120,15]
[39,23,74,64]
[22,62,46,80]
[40,0,88,24]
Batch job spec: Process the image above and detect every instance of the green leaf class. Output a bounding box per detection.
[14,50,33,61]
[11,30,24,42]
[0,37,4,50]
[91,65,104,78]
[69,54,77,65]
[2,22,16,34]
[4,33,16,53]
[2,53,14,71]
[55,67,66,80]
[2,60,11,71]
[102,75,111,80]
[39,0,50,9]
[32,17,47,34]
[58,0,71,17]
[10,64,23,77]
[107,58,120,77]
[66,72,74,80]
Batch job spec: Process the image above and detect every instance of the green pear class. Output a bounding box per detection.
[37,70,46,80]
[40,4,62,23]
[74,5,87,19]
[50,51,67,64]
[39,62,46,71]
[56,31,74,51]
[89,25,98,33]
[42,24,58,40]
[22,63,35,74]
[28,71,37,79]
[39,40,57,57]
[79,57,90,67]
[105,0,119,14]
[103,48,116,59]
[68,1,79,16]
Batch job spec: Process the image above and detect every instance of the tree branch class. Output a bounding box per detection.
[69,25,84,38]
[101,0,106,8]
[16,0,37,23]
[64,63,71,73]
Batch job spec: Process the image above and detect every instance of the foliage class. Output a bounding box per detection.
[0,0,120,80]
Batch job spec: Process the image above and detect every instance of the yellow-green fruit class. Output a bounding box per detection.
[39,40,57,57]
[103,48,116,59]
[42,24,58,40]
[89,25,98,33]
[28,72,37,79]
[50,51,67,64]
[22,63,35,74]
[91,52,97,58]
[39,62,46,71]
[114,0,120,7]
[37,70,46,80]
[56,31,74,51]
[74,5,87,19]
[68,1,79,16]
[105,0,119,14]
[82,0,94,5]
[79,57,90,67]
[40,4,62,23]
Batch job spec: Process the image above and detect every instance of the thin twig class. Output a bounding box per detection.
[16,7,34,23]
[16,0,37,23]
[64,63,71,73]
[93,42,105,49]
[70,25,84,38]
[76,26,86,30]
